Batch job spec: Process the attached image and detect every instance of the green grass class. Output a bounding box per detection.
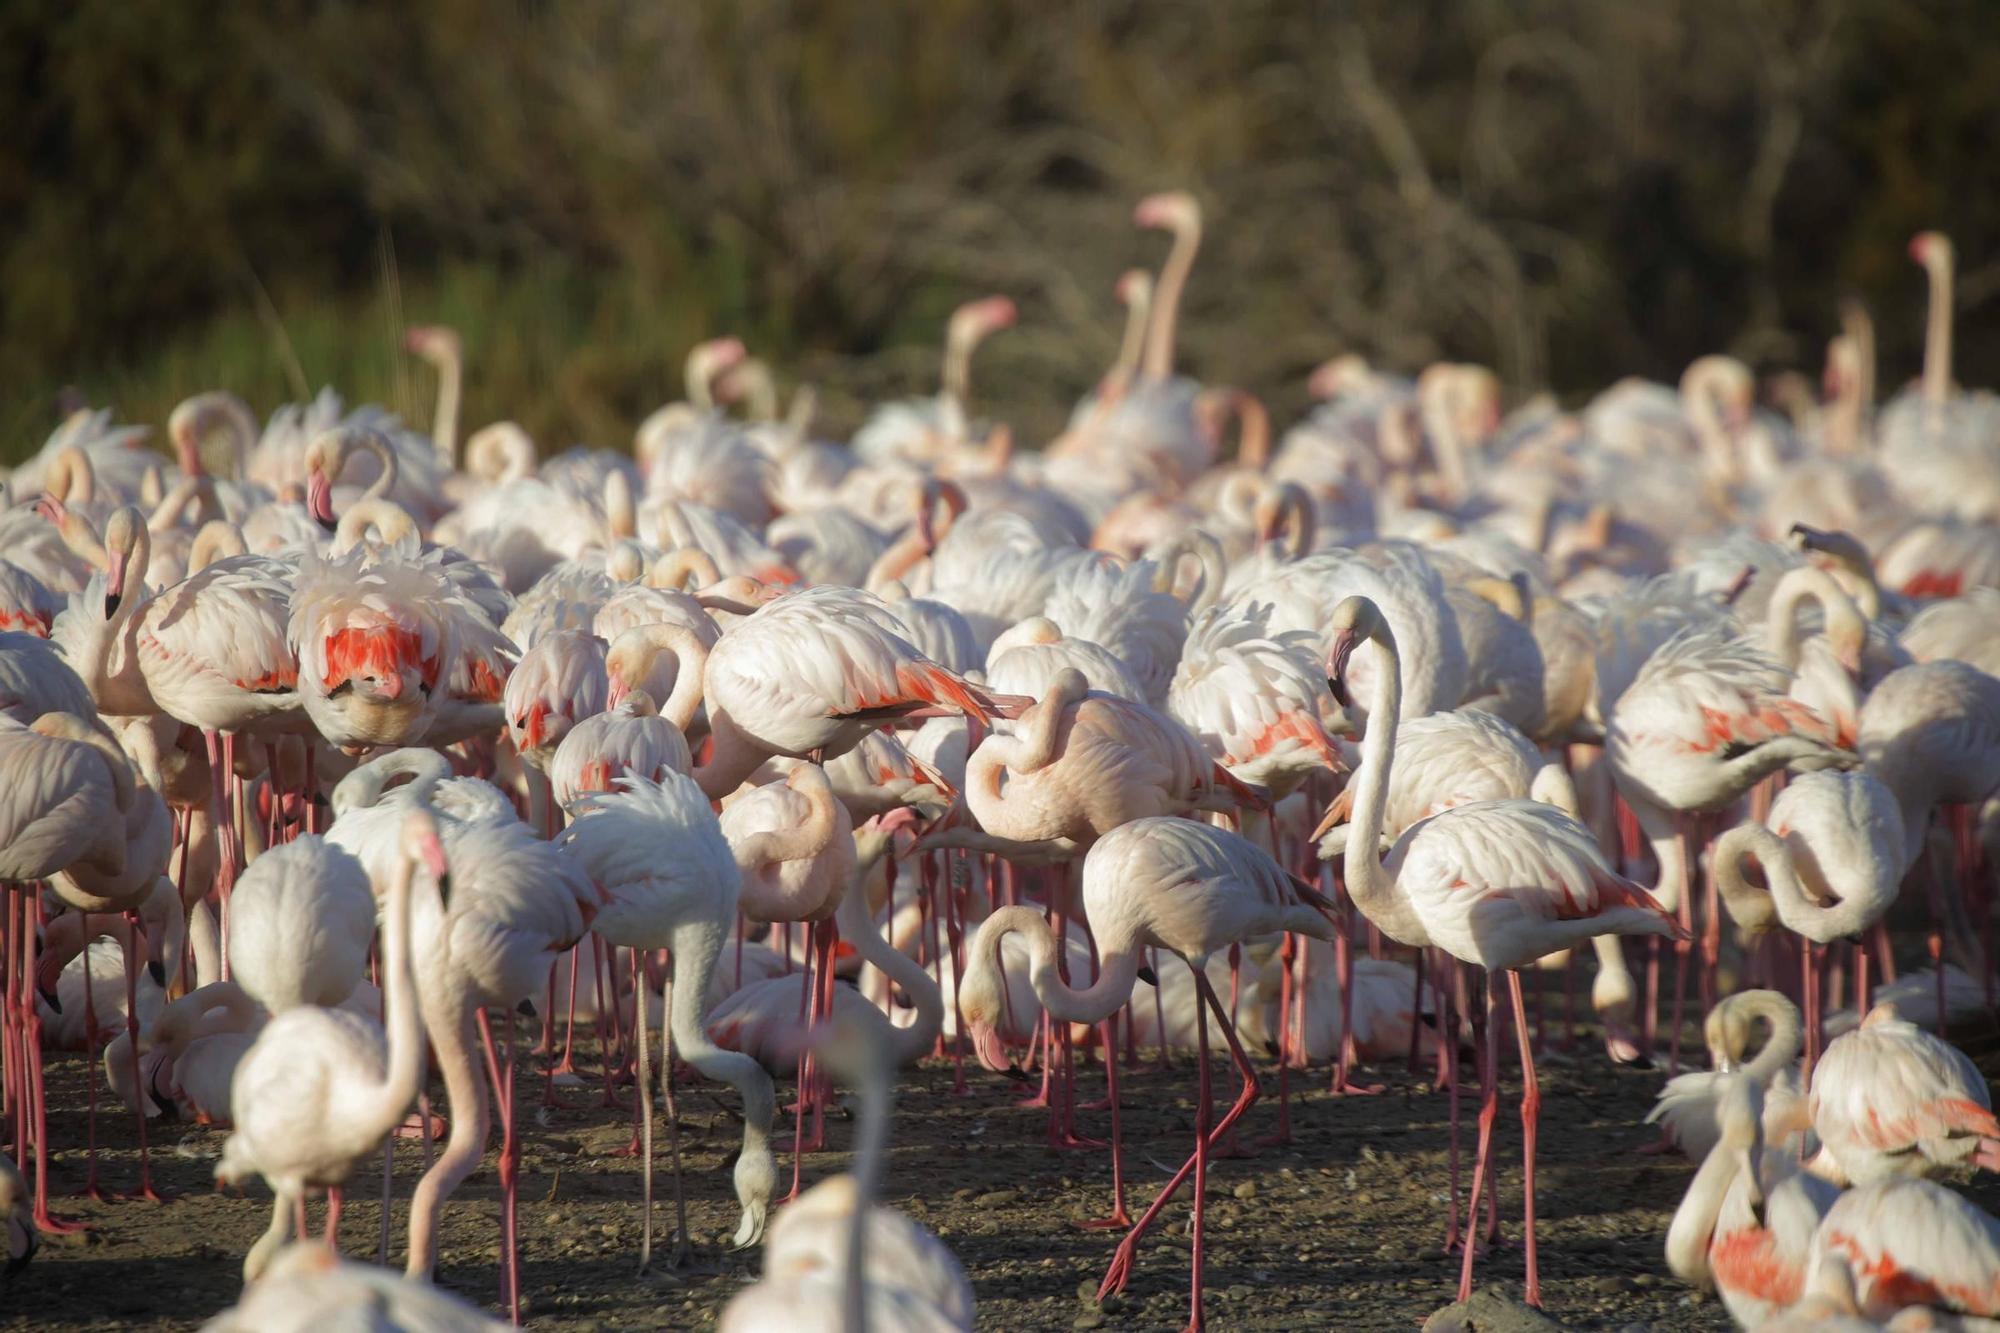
[3,257,729,465]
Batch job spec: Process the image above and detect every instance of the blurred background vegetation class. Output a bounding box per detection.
[6,0,1999,461]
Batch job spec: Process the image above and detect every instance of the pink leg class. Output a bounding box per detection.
[325,1186,344,1248]
[1665,820,1697,1075]
[1456,971,1502,1302]
[1853,940,1871,1021]
[23,896,83,1232]
[1331,906,1384,1096]
[121,911,165,1202]
[1802,942,1822,1082]
[1098,971,1258,1304]
[1255,933,1296,1148]
[1075,1015,1133,1231]
[475,1008,521,1325]
[1507,972,1543,1307]
[1442,960,1464,1252]
[1184,967,1214,1333]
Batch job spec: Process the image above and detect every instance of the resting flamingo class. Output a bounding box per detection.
[1807,1176,2000,1323]
[226,834,377,1013]
[1328,593,1685,1306]
[697,585,1024,798]
[1807,999,2000,1187]
[960,816,1335,1331]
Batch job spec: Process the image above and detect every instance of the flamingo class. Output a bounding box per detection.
[404,325,464,471]
[1807,1000,2000,1187]
[1328,593,1685,1305]
[215,809,440,1279]
[927,668,1257,863]
[698,585,1024,798]
[226,834,377,1013]
[134,980,263,1125]
[960,816,1336,1331]
[558,772,778,1266]
[549,692,693,807]
[1808,1176,2000,1323]
[1711,770,1904,1071]
[1664,1071,1836,1327]
[718,1012,974,1332]
[198,1240,509,1332]
[1166,602,1342,799]
[1645,988,1807,1163]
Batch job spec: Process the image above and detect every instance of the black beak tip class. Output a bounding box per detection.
[39,986,60,1015]
[1327,678,1351,708]
[148,960,167,988]
[1136,966,1158,987]
[516,997,538,1018]
[314,514,338,535]
[104,594,120,617]
[1002,1064,1030,1083]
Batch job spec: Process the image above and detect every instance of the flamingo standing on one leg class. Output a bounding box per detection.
[1327,594,1686,1307]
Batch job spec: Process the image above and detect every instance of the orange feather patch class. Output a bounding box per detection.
[323,626,433,694]
[1710,1227,1804,1307]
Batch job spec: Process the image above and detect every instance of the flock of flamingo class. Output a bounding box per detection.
[2,193,1999,1331]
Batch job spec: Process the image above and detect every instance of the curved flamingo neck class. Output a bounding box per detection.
[1764,566,1858,671]
[1108,274,1152,394]
[353,831,425,1132]
[431,349,462,469]
[983,905,1138,1025]
[837,838,941,1068]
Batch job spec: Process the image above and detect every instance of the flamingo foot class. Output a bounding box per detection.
[1045,1128,1108,1152]
[1075,1208,1136,1232]
[33,1209,89,1235]
[1097,1234,1141,1300]
[1330,1078,1387,1097]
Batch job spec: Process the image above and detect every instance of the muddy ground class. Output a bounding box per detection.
[7,1001,2000,1332]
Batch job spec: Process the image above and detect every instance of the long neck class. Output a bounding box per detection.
[358,433,399,505]
[695,709,771,801]
[1664,1134,1741,1285]
[843,1063,893,1333]
[1738,993,1804,1085]
[354,843,423,1131]
[649,627,709,735]
[88,527,155,713]
[1924,249,1954,407]
[1711,824,1781,937]
[664,910,777,1247]
[986,905,1138,1025]
[837,844,942,1068]
[1341,630,1430,948]
[433,352,461,470]
[1143,220,1199,381]
[1110,281,1151,393]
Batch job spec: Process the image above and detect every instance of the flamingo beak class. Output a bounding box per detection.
[306,467,337,532]
[104,560,124,618]
[1326,629,1360,708]
[417,831,449,881]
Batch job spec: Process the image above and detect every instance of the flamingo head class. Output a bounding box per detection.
[1324,595,1384,709]
[302,438,339,532]
[947,296,1017,349]
[102,506,143,615]
[1133,190,1200,236]
[403,325,462,362]
[1909,230,1949,268]
[402,812,449,882]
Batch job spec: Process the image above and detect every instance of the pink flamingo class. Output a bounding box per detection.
[1807,1000,2000,1187]
[697,585,1024,798]
[559,772,778,1268]
[215,810,440,1279]
[1330,593,1685,1306]
[1807,1176,2000,1322]
[959,815,1335,1332]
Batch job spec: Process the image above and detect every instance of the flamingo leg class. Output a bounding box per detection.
[324,1186,343,1250]
[1257,931,1296,1147]
[1443,959,1464,1253]
[1330,901,1384,1096]
[1802,942,1823,1082]
[1075,1013,1133,1231]
[24,894,83,1233]
[1186,964,1213,1333]
[120,910,165,1202]
[76,939,105,1202]
[474,1007,521,1325]
[1456,970,1502,1302]
[633,951,655,1272]
[1097,969,1258,1305]
[1854,939,1871,1020]
[1507,971,1543,1307]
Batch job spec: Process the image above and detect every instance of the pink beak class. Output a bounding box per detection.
[306,468,336,531]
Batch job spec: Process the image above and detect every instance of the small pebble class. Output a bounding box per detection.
[975,1189,1021,1208]
[1233,1180,1258,1200]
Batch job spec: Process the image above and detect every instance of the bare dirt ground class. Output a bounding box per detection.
[7,1001,1999,1332]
